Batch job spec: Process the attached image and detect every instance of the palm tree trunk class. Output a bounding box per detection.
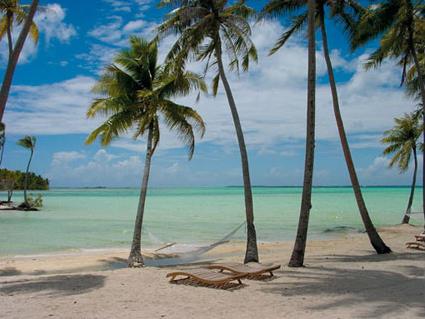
[319,10,391,254]
[215,43,259,263]
[0,0,39,122]
[128,125,153,267]
[288,0,316,267]
[0,128,5,167]
[6,12,13,59]
[24,149,33,204]
[408,35,425,230]
[402,146,418,224]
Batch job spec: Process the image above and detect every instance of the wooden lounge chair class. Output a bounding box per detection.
[207,262,281,279]
[414,234,425,242]
[166,268,245,289]
[406,241,425,250]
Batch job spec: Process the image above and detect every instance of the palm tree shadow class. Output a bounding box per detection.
[0,274,105,296]
[308,251,425,263]
[0,267,22,276]
[261,265,425,318]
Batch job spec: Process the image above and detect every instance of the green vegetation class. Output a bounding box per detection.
[0,168,49,191]
[382,112,422,224]
[17,135,37,207]
[86,37,205,267]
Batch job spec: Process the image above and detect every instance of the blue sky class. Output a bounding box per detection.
[0,0,420,187]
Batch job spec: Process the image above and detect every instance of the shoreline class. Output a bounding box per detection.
[1,223,424,318]
[0,227,368,261]
[0,222,420,261]
[1,224,422,276]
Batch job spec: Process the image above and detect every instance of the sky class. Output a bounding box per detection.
[0,0,421,187]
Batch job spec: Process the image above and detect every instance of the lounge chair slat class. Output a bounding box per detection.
[207,262,281,279]
[166,268,245,289]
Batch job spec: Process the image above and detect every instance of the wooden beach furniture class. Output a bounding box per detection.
[414,234,425,242]
[166,268,245,289]
[406,241,425,250]
[207,262,281,279]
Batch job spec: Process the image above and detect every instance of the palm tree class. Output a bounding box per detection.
[382,113,422,224]
[17,135,36,206]
[158,0,260,263]
[0,0,39,122]
[260,0,391,256]
[86,37,206,267]
[287,0,317,267]
[353,0,425,229]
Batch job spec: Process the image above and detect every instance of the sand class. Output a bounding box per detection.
[0,224,424,319]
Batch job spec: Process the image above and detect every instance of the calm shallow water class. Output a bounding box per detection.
[0,187,422,256]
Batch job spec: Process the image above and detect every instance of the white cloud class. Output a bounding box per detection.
[47,149,144,187]
[35,4,76,44]
[103,0,132,12]
[51,151,86,165]
[123,20,146,32]
[88,16,157,46]
[5,76,97,135]
[102,0,153,14]
[358,155,423,185]
[88,16,124,44]
[81,16,157,71]
[5,19,417,158]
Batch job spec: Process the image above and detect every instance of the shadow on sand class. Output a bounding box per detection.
[261,252,425,318]
[0,274,105,296]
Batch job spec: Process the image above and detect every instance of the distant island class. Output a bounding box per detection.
[0,168,49,191]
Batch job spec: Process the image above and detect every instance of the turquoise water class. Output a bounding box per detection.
[0,187,422,257]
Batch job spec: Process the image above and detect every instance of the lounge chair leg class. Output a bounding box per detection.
[269,271,274,277]
[237,279,242,285]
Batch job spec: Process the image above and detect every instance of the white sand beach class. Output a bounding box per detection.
[0,224,424,319]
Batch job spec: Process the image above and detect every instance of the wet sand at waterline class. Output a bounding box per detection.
[1,224,424,319]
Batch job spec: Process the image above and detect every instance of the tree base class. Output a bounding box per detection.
[288,250,305,268]
[288,260,304,268]
[244,223,259,263]
[128,251,144,268]
[16,202,38,211]
[401,215,410,224]
[371,241,392,254]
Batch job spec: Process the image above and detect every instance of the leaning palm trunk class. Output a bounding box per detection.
[319,11,391,254]
[402,146,418,224]
[0,0,39,122]
[288,0,316,267]
[128,125,154,267]
[23,149,34,205]
[215,43,259,263]
[0,125,5,167]
[6,12,13,59]
[408,33,425,230]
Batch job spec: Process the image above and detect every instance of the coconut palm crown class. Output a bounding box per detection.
[382,113,422,172]
[157,0,258,94]
[382,112,422,224]
[259,0,363,55]
[86,36,206,158]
